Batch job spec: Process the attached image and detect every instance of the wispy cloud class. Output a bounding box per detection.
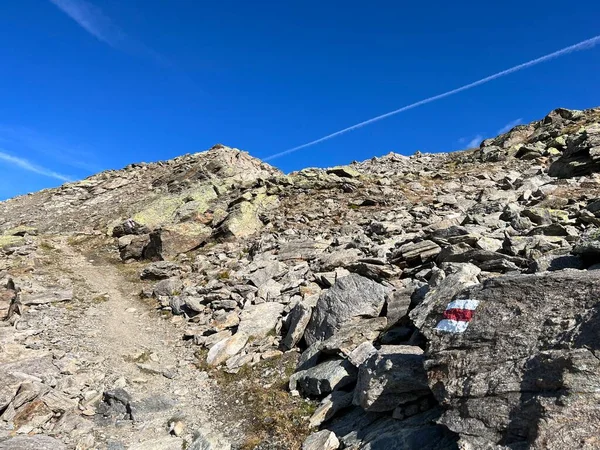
[49,0,168,64]
[0,150,72,182]
[0,124,100,173]
[466,134,484,149]
[497,118,523,135]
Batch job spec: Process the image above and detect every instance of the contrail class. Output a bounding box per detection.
[266,35,600,161]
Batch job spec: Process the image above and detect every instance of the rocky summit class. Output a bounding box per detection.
[1,107,600,449]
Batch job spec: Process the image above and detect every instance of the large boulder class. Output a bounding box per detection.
[549,124,600,178]
[304,274,389,346]
[420,270,600,449]
[353,345,429,412]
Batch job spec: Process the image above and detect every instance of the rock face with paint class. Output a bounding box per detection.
[1,107,600,449]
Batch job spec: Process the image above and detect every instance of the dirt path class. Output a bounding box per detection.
[44,238,235,449]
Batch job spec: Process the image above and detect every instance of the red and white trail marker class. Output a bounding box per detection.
[435,299,480,333]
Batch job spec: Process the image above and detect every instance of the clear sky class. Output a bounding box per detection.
[1,0,599,199]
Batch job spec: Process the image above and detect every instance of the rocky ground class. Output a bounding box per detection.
[1,106,600,449]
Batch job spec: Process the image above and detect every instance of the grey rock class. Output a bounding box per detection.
[140,261,182,280]
[325,407,458,450]
[410,263,480,329]
[0,435,67,450]
[290,359,357,397]
[283,300,313,349]
[353,345,429,412]
[399,240,441,264]
[237,302,284,338]
[112,218,149,237]
[421,270,600,448]
[20,289,72,305]
[153,278,183,297]
[129,395,176,422]
[278,240,330,261]
[304,274,388,346]
[302,430,340,450]
[309,390,354,428]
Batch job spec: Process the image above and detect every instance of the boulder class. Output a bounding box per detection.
[353,345,429,412]
[206,333,249,367]
[290,359,357,397]
[304,274,388,346]
[237,302,285,339]
[420,270,600,448]
[410,263,480,329]
[309,390,354,428]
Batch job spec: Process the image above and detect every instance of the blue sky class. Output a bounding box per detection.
[1,0,599,199]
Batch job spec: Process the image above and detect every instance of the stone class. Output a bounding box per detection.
[0,435,67,450]
[112,219,149,237]
[325,407,458,450]
[347,342,377,368]
[129,395,176,422]
[283,300,313,349]
[278,239,330,261]
[309,390,354,428]
[290,359,357,397]
[399,240,441,263]
[153,278,183,297]
[410,263,481,329]
[216,201,262,239]
[237,302,284,338]
[20,289,72,305]
[421,270,600,448]
[353,345,429,412]
[158,223,211,257]
[304,274,388,346]
[302,430,340,450]
[206,332,249,366]
[247,260,285,288]
[119,234,151,261]
[327,165,360,178]
[140,261,182,280]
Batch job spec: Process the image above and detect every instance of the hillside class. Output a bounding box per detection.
[1,106,600,449]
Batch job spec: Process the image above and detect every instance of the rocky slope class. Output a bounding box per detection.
[1,107,600,449]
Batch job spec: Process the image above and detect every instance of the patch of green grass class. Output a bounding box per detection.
[91,295,109,304]
[217,270,230,280]
[196,350,315,449]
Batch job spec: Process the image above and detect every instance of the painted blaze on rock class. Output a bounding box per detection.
[435,299,480,333]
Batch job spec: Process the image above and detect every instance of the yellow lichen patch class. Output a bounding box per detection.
[0,235,25,248]
[3,225,37,236]
[132,196,183,228]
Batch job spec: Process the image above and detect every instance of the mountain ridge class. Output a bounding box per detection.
[1,106,600,449]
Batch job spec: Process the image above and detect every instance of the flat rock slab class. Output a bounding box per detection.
[237,302,284,338]
[129,437,184,450]
[0,435,66,450]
